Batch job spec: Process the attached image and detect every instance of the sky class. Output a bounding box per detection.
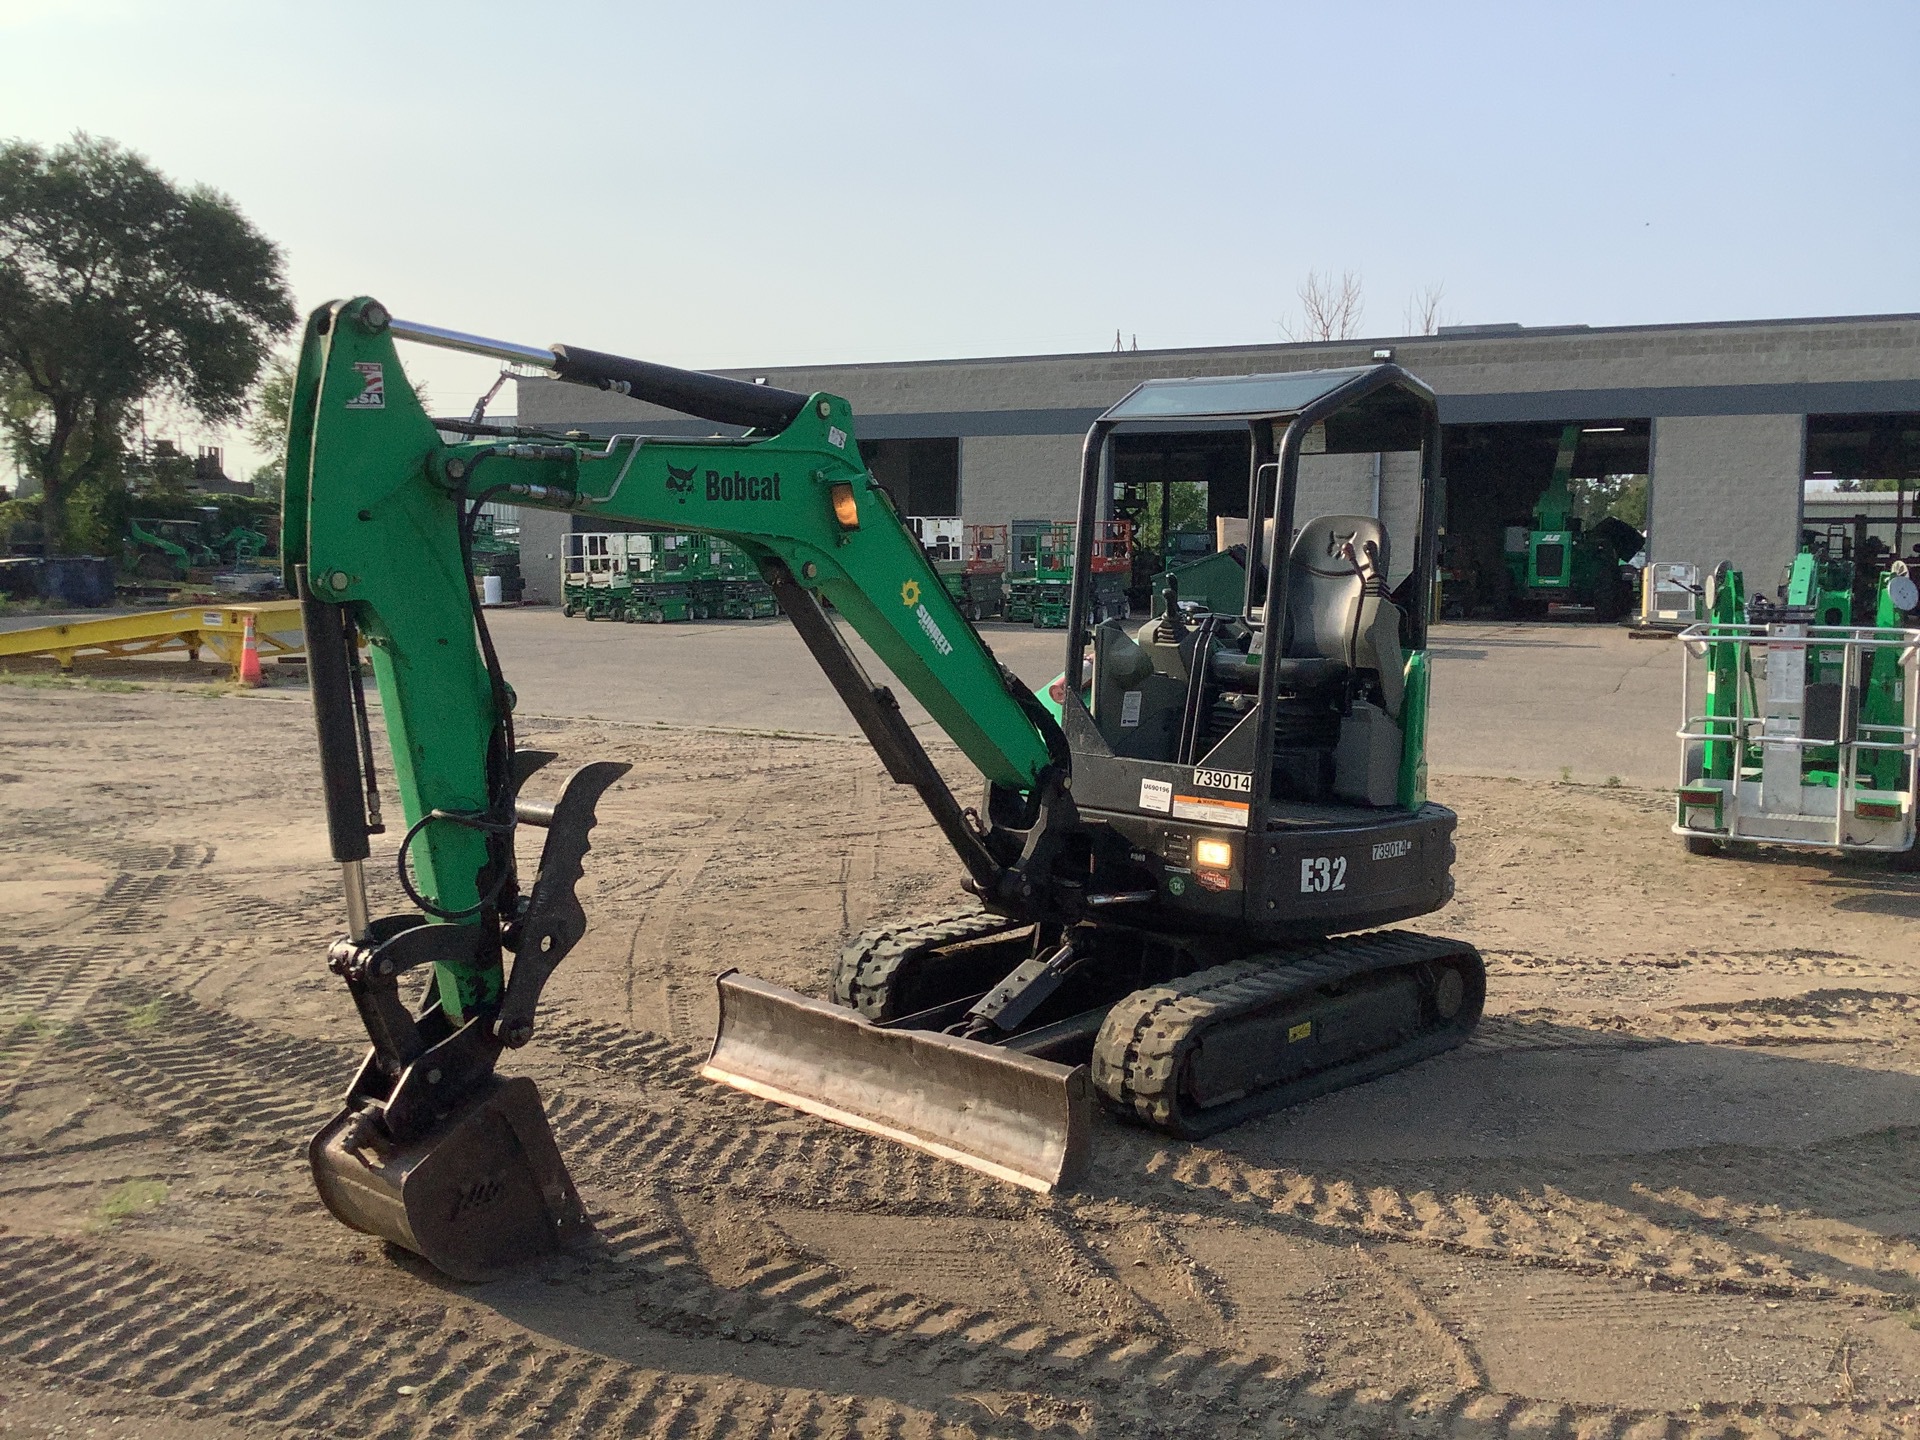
[3,0,1918,478]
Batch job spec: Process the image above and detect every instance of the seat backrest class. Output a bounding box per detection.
[1282,515,1390,662]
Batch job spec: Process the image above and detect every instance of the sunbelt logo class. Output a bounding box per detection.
[900,579,953,656]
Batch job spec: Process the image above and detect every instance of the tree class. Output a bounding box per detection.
[1570,473,1648,531]
[1281,270,1364,342]
[0,134,295,553]
[1402,282,1448,336]
[244,354,295,502]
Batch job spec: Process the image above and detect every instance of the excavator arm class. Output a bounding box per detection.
[289,299,1085,1276]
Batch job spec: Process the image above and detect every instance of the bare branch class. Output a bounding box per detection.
[1281,270,1365,342]
[1402,282,1449,336]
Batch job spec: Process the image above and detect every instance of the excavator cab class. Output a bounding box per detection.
[1061,367,1453,932]
[710,364,1480,1175]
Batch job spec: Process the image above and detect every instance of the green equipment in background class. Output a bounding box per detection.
[1150,545,1248,619]
[212,524,271,565]
[126,516,218,579]
[562,530,774,622]
[1675,540,1920,863]
[1502,424,1639,620]
[1013,521,1075,627]
[124,507,281,585]
[1006,520,1131,627]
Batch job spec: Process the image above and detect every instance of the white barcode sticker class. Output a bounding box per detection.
[1138,778,1173,813]
[1121,690,1142,727]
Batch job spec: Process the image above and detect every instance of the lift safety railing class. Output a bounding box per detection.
[1675,620,1920,851]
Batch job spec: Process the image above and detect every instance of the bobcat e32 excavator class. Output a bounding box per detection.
[287,298,1484,1280]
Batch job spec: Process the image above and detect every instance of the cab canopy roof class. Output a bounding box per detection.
[1099,364,1433,453]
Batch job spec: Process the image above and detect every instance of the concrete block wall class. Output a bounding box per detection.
[958,434,1084,525]
[517,507,569,606]
[517,315,1920,434]
[509,314,1920,605]
[1648,414,1806,593]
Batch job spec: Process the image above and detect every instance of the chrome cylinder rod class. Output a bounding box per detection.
[386,317,556,370]
[340,858,371,943]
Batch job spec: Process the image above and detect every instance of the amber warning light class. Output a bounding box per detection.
[1194,839,1233,869]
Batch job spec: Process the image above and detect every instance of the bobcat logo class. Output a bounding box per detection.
[665,463,696,503]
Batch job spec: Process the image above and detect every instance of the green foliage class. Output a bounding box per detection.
[96,1179,167,1225]
[0,672,144,691]
[1133,480,1210,557]
[1569,473,1647,532]
[0,134,295,554]
[245,354,295,502]
[1834,477,1904,492]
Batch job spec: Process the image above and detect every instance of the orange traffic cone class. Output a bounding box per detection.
[238,611,264,687]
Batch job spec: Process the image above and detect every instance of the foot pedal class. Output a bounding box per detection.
[309,1075,586,1282]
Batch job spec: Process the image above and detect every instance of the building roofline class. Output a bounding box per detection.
[677,310,1920,380]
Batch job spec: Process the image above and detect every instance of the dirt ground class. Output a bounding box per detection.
[7,679,1920,1438]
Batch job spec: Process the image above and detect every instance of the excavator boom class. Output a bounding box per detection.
[289,298,1089,1274]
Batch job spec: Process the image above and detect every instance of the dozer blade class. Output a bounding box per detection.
[309,1075,587,1282]
[702,970,1091,1193]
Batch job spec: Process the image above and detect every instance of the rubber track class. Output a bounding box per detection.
[1095,930,1482,1136]
[830,907,1026,1020]
[3,1234,1912,1440]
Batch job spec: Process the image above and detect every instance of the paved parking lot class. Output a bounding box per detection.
[478,609,1683,789]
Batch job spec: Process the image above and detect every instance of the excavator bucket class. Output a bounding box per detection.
[702,971,1092,1192]
[309,1075,587,1282]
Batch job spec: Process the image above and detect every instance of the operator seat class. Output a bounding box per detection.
[1268,515,1406,719]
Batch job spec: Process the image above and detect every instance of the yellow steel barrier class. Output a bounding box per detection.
[0,601,308,679]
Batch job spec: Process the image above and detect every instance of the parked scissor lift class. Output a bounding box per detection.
[561,532,633,619]
[1675,559,1920,864]
[957,523,1008,620]
[1086,518,1134,624]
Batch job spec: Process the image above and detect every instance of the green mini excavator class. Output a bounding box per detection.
[287,299,1483,1280]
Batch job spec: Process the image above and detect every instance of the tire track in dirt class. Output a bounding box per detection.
[47,982,349,1160]
[0,1234,975,1440]
[620,738,778,1041]
[1485,946,1908,981]
[10,976,1698,1427]
[0,944,128,1110]
[47,969,1920,1307]
[836,768,882,939]
[6,1233,1916,1440]
[1113,1123,1920,1304]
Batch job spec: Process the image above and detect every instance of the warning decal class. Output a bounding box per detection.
[1171,794,1250,828]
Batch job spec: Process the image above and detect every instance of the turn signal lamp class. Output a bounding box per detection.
[829,482,860,529]
[1194,839,1233,869]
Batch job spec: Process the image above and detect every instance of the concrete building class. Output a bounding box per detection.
[513,313,1920,607]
